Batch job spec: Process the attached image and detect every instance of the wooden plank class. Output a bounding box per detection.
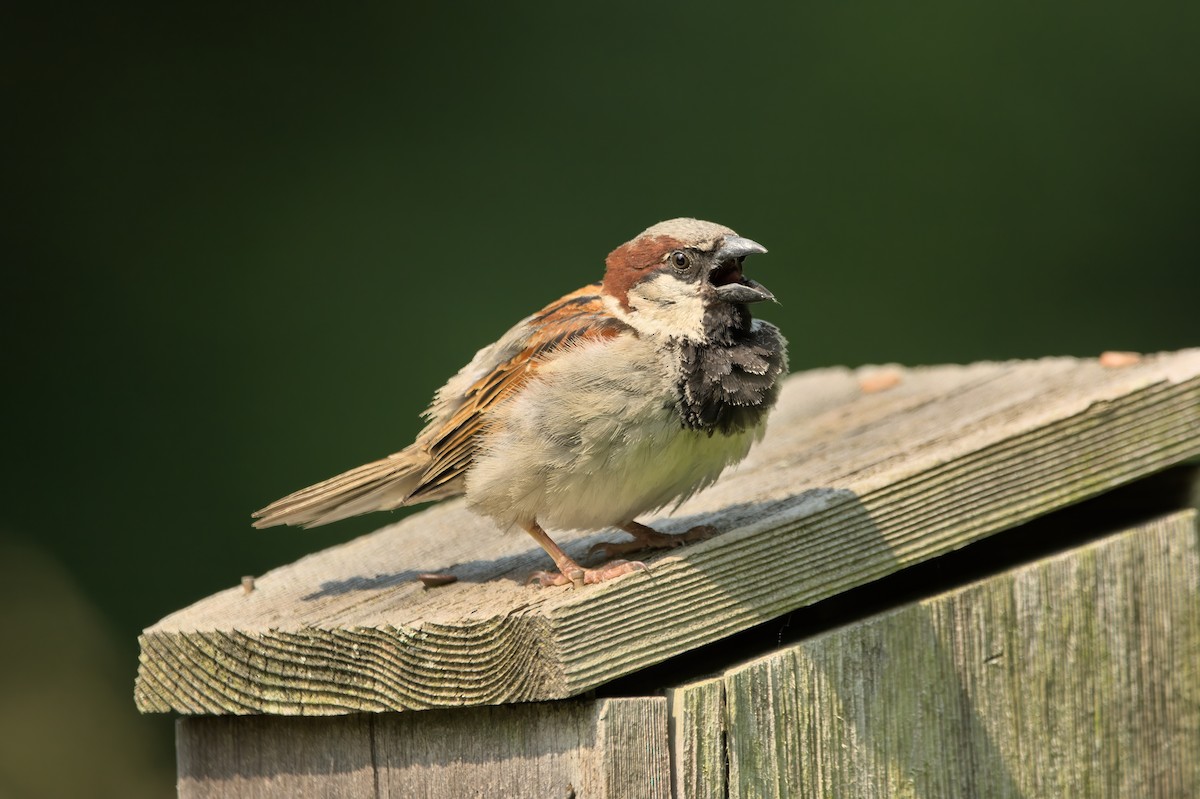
[371,702,594,799]
[178,697,668,798]
[596,697,671,799]
[721,509,1200,798]
[667,678,727,799]
[176,714,376,799]
[137,350,1200,715]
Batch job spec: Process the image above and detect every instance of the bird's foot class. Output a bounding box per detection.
[587,522,719,562]
[527,559,648,589]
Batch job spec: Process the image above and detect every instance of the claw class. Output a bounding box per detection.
[527,559,648,588]
[586,523,720,562]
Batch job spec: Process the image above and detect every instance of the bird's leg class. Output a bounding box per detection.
[523,520,646,588]
[586,520,719,562]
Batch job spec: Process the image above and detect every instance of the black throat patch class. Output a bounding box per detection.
[672,303,788,435]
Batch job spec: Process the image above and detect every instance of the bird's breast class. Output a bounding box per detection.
[463,333,772,531]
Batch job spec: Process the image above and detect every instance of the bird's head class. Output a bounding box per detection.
[602,218,773,340]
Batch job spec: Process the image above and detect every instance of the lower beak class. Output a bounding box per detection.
[714,279,775,304]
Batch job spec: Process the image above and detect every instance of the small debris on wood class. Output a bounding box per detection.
[1100,351,1142,368]
[417,572,458,589]
[859,367,903,394]
[240,576,255,595]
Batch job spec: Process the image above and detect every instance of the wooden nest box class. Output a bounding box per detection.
[138,350,1200,798]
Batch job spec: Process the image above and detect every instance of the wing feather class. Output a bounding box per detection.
[410,285,628,500]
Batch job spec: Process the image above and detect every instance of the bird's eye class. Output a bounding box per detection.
[671,251,690,270]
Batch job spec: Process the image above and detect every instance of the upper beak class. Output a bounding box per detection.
[711,235,775,304]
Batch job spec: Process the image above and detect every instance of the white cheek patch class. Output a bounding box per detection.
[626,274,707,340]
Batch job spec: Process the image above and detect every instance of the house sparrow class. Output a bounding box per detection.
[253,218,788,587]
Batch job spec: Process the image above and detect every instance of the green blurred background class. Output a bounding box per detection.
[3,2,1197,795]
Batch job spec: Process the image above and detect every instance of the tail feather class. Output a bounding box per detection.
[252,449,434,529]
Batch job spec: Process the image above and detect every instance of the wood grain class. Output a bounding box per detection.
[596,696,671,799]
[138,350,1200,715]
[177,697,668,798]
[719,510,1200,799]
[177,714,375,799]
[668,678,727,799]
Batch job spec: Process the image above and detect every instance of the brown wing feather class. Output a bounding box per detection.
[409,285,629,501]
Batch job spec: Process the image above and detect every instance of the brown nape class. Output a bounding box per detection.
[602,234,682,310]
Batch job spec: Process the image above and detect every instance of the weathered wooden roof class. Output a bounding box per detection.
[137,350,1200,715]
[175,509,1200,797]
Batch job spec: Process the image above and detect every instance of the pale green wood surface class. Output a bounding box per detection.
[710,510,1200,799]
[668,678,727,799]
[137,350,1200,715]
[177,697,668,798]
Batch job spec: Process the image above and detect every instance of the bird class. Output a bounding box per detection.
[253,218,788,588]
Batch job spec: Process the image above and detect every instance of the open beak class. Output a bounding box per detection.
[710,235,775,304]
